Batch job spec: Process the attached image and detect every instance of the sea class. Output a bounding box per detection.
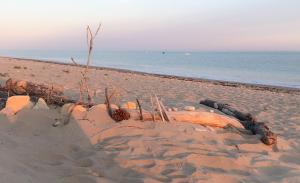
[1,50,300,89]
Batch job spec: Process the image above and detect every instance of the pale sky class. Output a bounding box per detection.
[1,0,300,51]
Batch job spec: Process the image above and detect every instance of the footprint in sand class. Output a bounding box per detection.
[157,162,196,181]
[257,165,297,182]
[161,168,177,176]
[68,144,94,160]
[181,162,197,176]
[75,158,94,167]
[279,153,300,165]
[39,153,67,166]
[130,159,156,169]
[60,175,95,183]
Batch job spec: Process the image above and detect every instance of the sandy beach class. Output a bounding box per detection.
[0,56,300,183]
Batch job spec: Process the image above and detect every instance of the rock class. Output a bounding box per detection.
[210,109,214,113]
[90,104,107,110]
[90,103,118,110]
[121,101,136,110]
[172,107,178,112]
[73,105,87,113]
[0,107,15,116]
[52,120,61,127]
[0,96,31,115]
[184,106,196,111]
[72,105,87,119]
[33,98,49,110]
[61,103,86,115]
[194,126,209,132]
[14,80,28,94]
[61,103,87,120]
[6,79,27,95]
[167,108,172,112]
[61,103,75,115]
[26,100,35,109]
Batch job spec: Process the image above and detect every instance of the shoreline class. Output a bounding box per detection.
[1,56,299,94]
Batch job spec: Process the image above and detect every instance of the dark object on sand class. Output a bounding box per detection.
[0,73,9,77]
[200,99,277,145]
[0,99,6,110]
[0,86,8,110]
[105,88,130,122]
[111,109,131,122]
[13,66,22,69]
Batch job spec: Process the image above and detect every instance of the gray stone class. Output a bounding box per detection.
[184,106,196,111]
[33,98,49,110]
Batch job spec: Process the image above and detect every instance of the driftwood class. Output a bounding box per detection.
[1,79,275,145]
[1,79,244,129]
[155,95,165,122]
[4,79,76,106]
[159,100,170,122]
[105,88,113,117]
[149,95,156,122]
[200,99,277,145]
[128,109,244,128]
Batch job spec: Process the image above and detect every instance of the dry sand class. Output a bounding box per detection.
[0,56,300,183]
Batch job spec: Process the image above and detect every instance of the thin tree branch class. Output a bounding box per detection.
[70,57,78,66]
[136,98,143,121]
[155,94,165,122]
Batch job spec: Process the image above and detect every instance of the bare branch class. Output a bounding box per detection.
[86,26,91,49]
[155,94,165,122]
[94,23,102,37]
[69,23,102,108]
[136,99,143,121]
[70,57,78,65]
[150,95,156,122]
[105,88,113,117]
[159,100,170,122]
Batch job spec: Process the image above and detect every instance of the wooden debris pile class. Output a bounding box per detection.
[0,78,277,146]
[3,79,75,106]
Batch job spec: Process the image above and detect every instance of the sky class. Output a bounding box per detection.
[1,0,300,51]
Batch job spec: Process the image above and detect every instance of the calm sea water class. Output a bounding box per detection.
[1,50,300,89]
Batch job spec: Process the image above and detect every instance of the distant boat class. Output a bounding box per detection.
[162,51,166,54]
[185,52,191,56]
